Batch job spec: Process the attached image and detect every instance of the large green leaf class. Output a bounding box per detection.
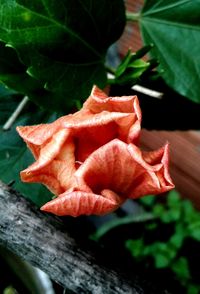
[0,127,52,206]
[0,42,56,108]
[140,0,200,103]
[0,0,125,111]
[0,88,56,206]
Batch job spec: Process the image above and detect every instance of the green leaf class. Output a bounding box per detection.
[152,203,165,217]
[188,285,200,294]
[188,221,200,241]
[182,200,200,224]
[139,195,155,207]
[115,45,153,86]
[167,190,181,207]
[129,44,153,60]
[0,42,55,108]
[169,231,184,249]
[163,191,181,222]
[0,0,125,111]
[152,242,176,266]
[3,286,17,294]
[115,49,132,77]
[128,59,149,69]
[171,257,191,281]
[0,85,17,125]
[27,55,106,110]
[189,227,200,241]
[154,253,170,268]
[115,69,145,85]
[140,0,200,103]
[115,45,152,78]
[0,128,52,207]
[161,208,181,223]
[0,92,55,206]
[125,239,145,258]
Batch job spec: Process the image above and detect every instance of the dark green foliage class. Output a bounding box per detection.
[0,0,125,111]
[140,0,200,103]
[0,85,55,206]
[93,191,200,294]
[111,45,158,86]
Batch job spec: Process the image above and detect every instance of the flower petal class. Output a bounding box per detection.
[75,139,174,200]
[20,133,79,195]
[21,129,69,177]
[127,143,175,198]
[82,86,142,144]
[83,86,142,117]
[16,115,70,145]
[21,173,64,195]
[75,139,141,197]
[41,190,122,217]
[70,111,136,162]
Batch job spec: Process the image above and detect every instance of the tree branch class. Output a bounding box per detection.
[0,181,149,294]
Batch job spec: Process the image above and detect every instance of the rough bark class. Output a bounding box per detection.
[0,181,149,294]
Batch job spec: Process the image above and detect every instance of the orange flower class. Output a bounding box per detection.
[17,86,174,217]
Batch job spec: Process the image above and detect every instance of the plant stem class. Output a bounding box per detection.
[3,96,29,131]
[126,12,140,22]
[132,84,163,99]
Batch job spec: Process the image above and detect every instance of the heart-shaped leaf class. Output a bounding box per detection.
[140,0,200,103]
[0,0,125,111]
[0,43,54,106]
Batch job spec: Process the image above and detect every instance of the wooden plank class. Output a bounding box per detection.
[0,181,166,294]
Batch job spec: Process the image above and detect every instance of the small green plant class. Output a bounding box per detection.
[108,45,159,86]
[127,191,200,294]
[93,190,200,294]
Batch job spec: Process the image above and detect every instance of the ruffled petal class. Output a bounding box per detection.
[16,115,70,145]
[75,139,141,197]
[127,143,175,198]
[21,173,64,195]
[16,111,93,149]
[83,86,142,117]
[41,190,123,217]
[22,129,70,173]
[82,86,141,144]
[70,111,136,162]
[19,158,76,196]
[75,139,174,200]
[20,129,75,194]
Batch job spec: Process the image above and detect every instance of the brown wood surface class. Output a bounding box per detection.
[118,0,144,56]
[1,180,170,294]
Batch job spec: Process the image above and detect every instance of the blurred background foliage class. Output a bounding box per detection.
[91,190,200,294]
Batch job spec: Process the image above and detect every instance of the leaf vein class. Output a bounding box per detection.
[16,2,101,58]
[142,0,192,16]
